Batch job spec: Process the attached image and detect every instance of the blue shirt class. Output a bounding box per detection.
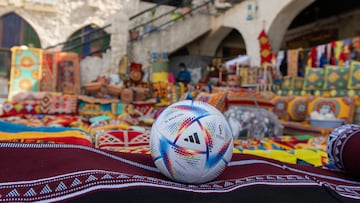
[177,69,191,83]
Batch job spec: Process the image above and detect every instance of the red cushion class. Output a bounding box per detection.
[327,124,360,178]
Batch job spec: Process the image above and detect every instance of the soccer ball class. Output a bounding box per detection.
[150,100,234,184]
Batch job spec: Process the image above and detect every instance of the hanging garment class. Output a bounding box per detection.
[287,49,299,77]
[279,51,288,76]
[310,47,317,68]
[298,48,310,77]
[316,45,326,68]
[258,29,272,66]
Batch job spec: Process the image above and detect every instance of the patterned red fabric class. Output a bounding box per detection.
[327,124,360,178]
[6,137,93,147]
[0,142,359,202]
[95,130,150,150]
[1,100,41,116]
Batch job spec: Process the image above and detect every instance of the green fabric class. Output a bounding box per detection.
[152,62,169,73]
[348,61,360,89]
[292,77,304,90]
[303,67,325,90]
[323,66,349,90]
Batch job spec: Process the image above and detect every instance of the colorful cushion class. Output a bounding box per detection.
[48,94,78,114]
[78,95,118,116]
[287,95,309,121]
[270,95,288,120]
[195,91,227,111]
[303,67,325,90]
[323,65,350,90]
[281,76,292,90]
[292,77,305,90]
[281,76,304,91]
[348,60,360,89]
[307,96,356,124]
[123,100,155,117]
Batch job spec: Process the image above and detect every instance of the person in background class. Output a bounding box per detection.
[176,62,192,84]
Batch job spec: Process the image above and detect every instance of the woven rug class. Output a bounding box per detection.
[56,52,81,95]
[8,47,43,100]
[287,49,299,77]
[40,52,56,92]
[0,142,359,203]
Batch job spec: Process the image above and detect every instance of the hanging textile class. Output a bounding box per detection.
[316,44,326,68]
[279,51,288,76]
[258,29,272,66]
[56,52,81,95]
[298,49,310,77]
[40,52,56,92]
[334,40,344,65]
[339,38,351,67]
[8,46,43,100]
[310,47,318,68]
[287,49,299,77]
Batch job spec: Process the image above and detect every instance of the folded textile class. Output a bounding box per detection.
[0,142,358,202]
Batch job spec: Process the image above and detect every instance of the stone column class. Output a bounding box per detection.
[106,12,129,75]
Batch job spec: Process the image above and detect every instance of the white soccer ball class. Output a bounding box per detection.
[150,100,234,184]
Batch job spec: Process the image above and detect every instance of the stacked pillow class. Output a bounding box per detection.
[270,94,356,125]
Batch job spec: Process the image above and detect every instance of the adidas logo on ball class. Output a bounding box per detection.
[184,132,200,144]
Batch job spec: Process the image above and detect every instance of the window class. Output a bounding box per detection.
[0,48,10,77]
[0,12,40,77]
[62,24,110,59]
[0,12,41,48]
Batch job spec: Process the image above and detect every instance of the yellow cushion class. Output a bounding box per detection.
[270,95,289,120]
[307,96,356,123]
[287,95,309,121]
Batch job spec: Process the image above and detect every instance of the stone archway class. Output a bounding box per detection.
[267,0,316,52]
[198,26,233,57]
[197,0,317,66]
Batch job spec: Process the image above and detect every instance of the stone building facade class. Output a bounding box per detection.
[0,0,359,94]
